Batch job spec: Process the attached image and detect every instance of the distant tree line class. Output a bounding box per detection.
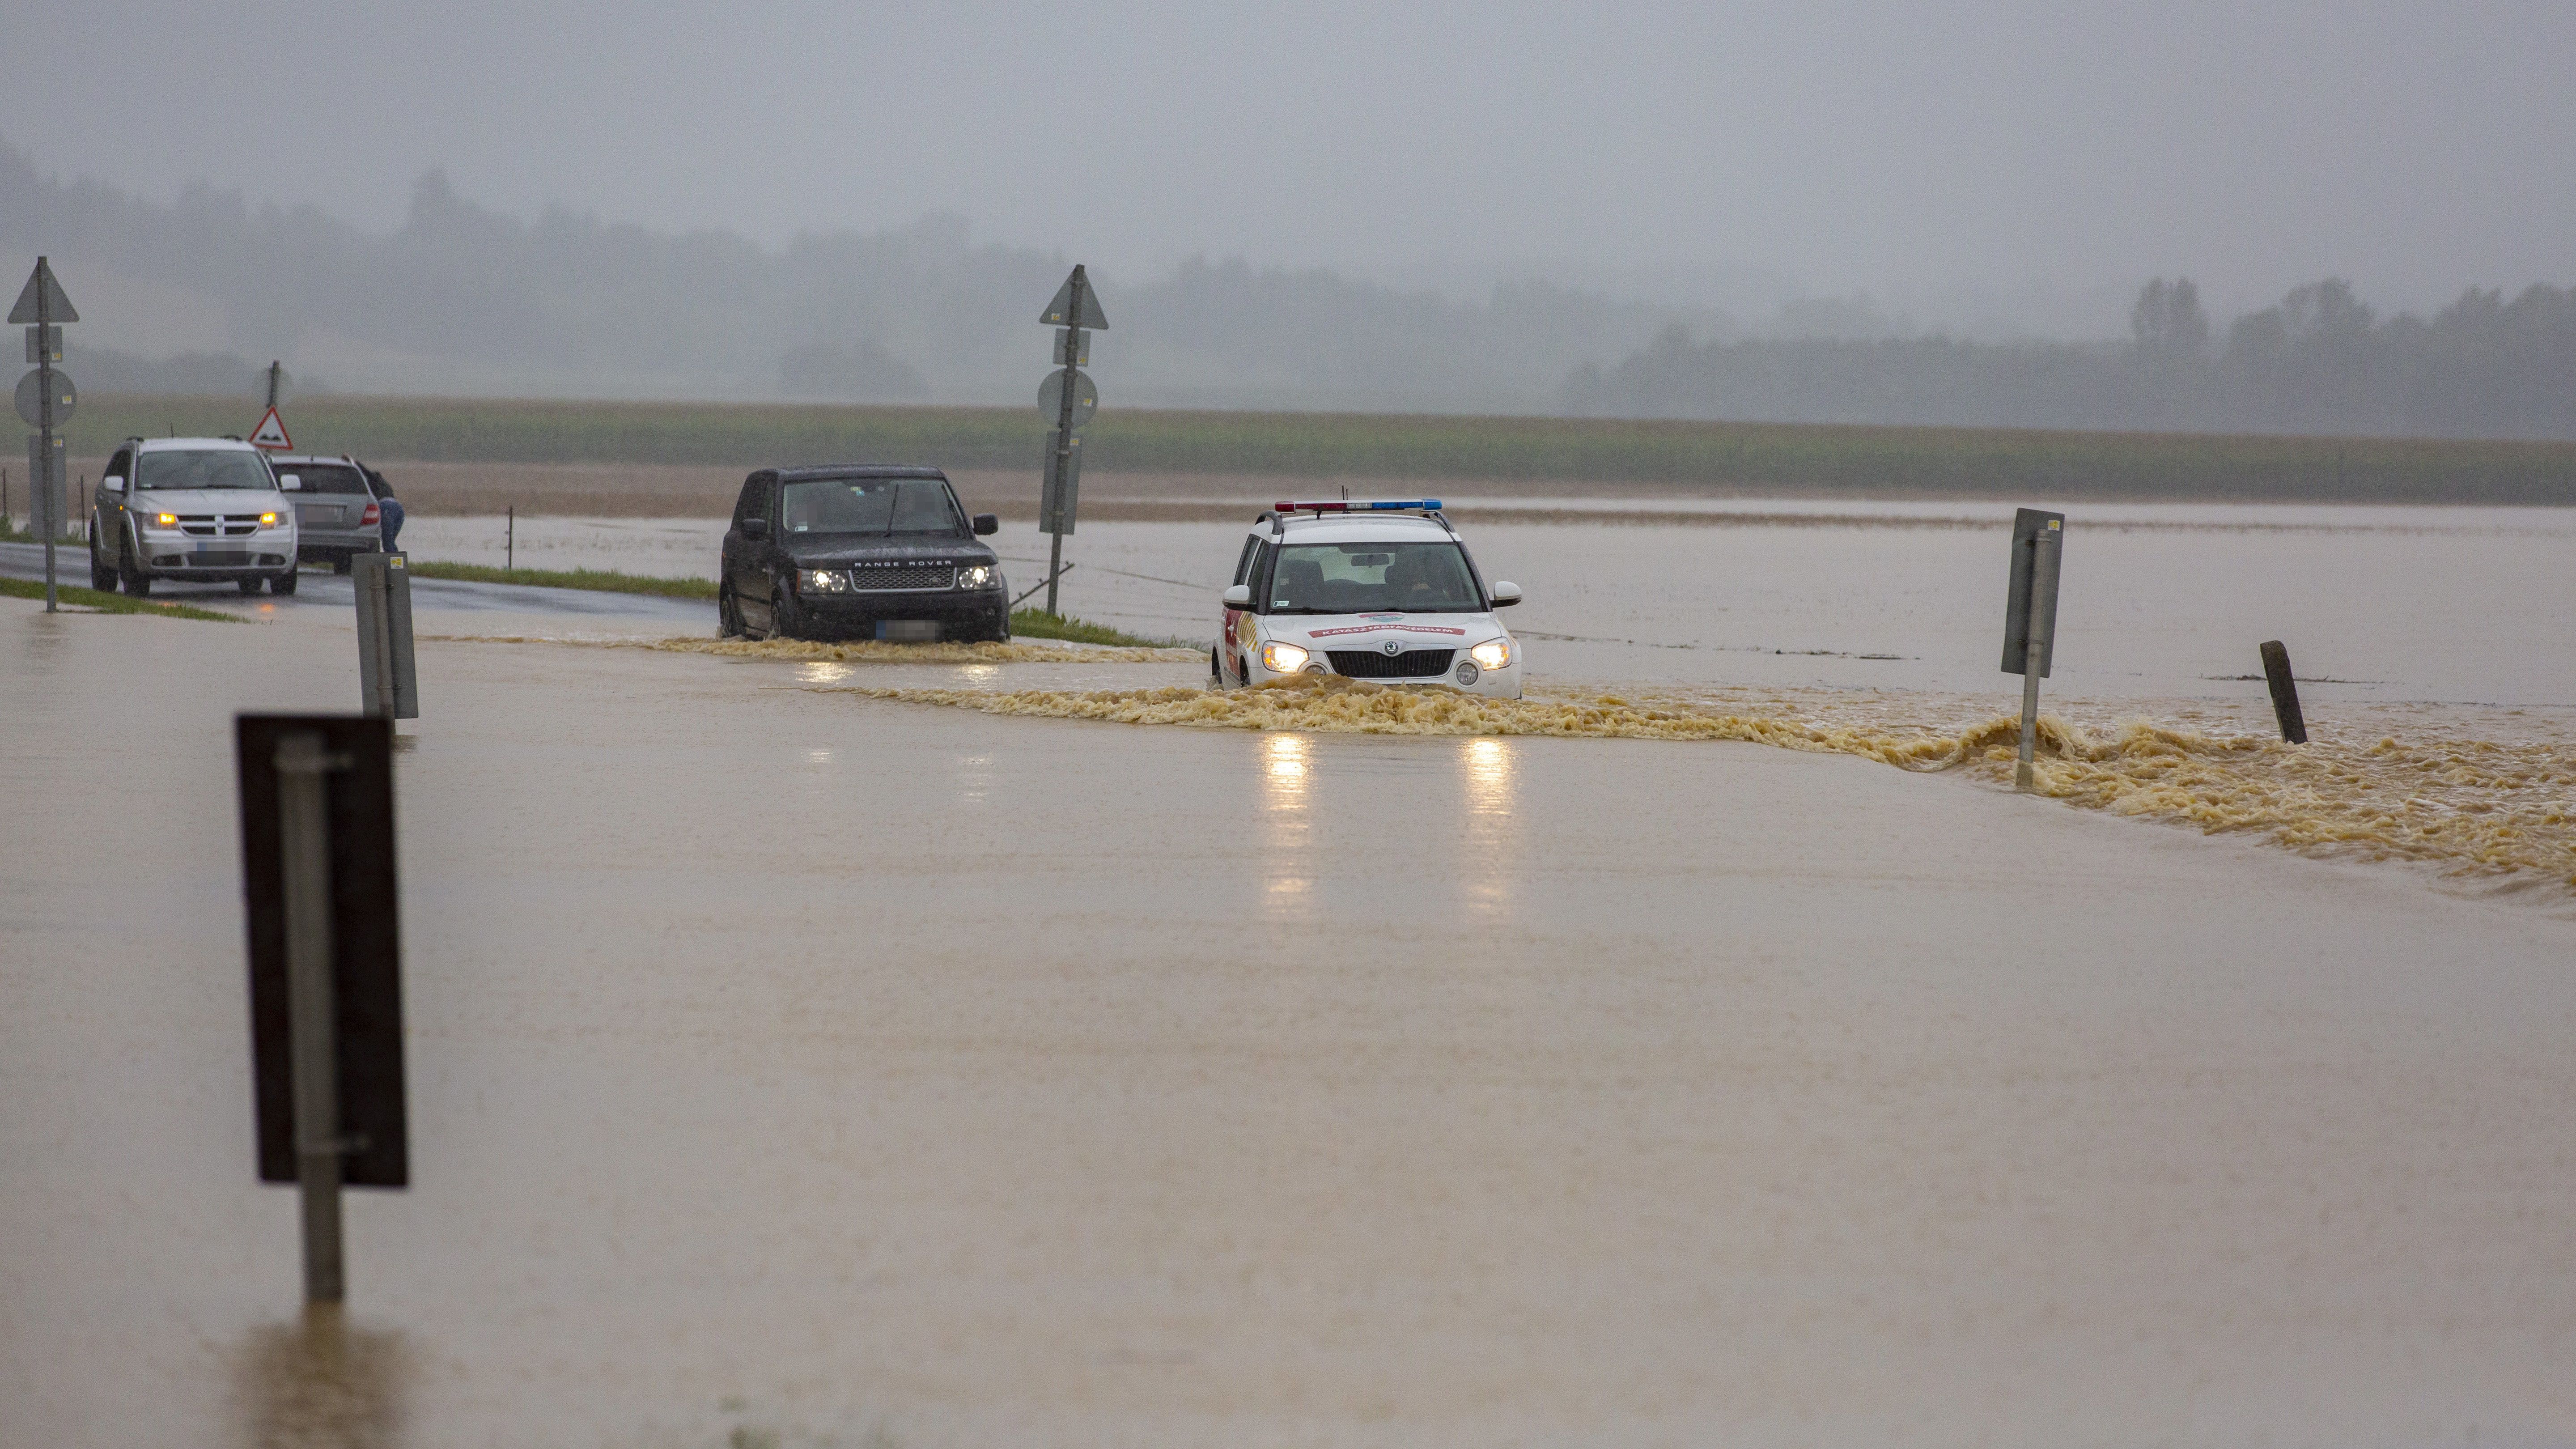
[1566,277,2576,440]
[0,138,1709,412]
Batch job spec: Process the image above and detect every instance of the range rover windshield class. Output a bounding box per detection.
[780,478,965,535]
[1266,542,1482,614]
[135,450,276,491]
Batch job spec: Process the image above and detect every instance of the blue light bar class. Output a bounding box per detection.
[1272,499,1444,513]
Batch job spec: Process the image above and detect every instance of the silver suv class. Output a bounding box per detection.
[269,454,389,572]
[89,437,302,595]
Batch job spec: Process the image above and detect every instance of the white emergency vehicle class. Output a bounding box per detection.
[1211,500,1525,698]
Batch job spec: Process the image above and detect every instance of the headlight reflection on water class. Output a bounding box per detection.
[1261,732,1312,916]
[800,662,852,684]
[1460,737,1518,915]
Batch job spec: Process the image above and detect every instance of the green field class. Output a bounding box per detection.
[65,394,2576,504]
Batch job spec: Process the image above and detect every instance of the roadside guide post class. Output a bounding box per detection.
[13,257,79,612]
[2001,508,2065,791]
[236,714,409,1305]
[1036,265,1107,617]
[2259,640,2308,744]
[350,552,419,719]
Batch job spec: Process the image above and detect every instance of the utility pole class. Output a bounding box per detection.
[14,258,79,612]
[1036,265,1106,618]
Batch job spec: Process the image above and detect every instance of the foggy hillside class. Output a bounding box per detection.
[1,139,1721,413]
[9,137,2573,439]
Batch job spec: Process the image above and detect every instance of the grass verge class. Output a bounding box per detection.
[1009,609,1189,649]
[1,574,244,621]
[400,560,718,598]
[67,394,2576,505]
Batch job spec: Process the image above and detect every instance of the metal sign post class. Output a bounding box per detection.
[13,257,78,612]
[2001,508,2065,791]
[1036,265,1108,617]
[236,714,409,1305]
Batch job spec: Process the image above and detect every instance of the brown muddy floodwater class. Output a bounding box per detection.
[5,514,2576,1448]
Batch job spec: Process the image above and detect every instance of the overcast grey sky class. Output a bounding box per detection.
[7,0,2572,327]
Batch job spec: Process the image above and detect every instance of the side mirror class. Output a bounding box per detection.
[1222,584,1253,608]
[104,476,126,494]
[1489,581,1523,608]
[740,518,769,540]
[279,474,303,491]
[972,513,999,536]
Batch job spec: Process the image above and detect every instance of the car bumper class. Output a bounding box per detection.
[1244,655,1524,699]
[797,588,1010,631]
[297,525,381,557]
[133,540,299,578]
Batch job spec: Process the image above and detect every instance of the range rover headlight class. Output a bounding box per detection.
[799,569,850,593]
[1469,637,1512,671]
[1260,641,1310,673]
[956,564,993,589]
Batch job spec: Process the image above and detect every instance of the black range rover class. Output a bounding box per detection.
[720,466,1010,642]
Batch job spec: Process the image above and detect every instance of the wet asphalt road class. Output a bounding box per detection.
[0,540,711,623]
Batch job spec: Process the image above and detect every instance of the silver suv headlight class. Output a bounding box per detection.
[956,564,993,589]
[799,569,850,593]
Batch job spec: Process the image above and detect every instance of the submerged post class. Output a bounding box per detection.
[239,714,410,1309]
[274,730,346,1303]
[2259,640,2308,744]
[2001,508,2065,791]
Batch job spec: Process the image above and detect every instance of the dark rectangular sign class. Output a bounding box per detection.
[2001,507,2064,677]
[236,714,409,1188]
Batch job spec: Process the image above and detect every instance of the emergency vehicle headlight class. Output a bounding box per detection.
[1470,638,1512,670]
[1261,641,1309,672]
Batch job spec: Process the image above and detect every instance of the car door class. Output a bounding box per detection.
[1231,537,1273,683]
[96,448,134,557]
[727,474,776,631]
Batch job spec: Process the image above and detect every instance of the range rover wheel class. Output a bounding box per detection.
[718,586,745,638]
[270,570,298,596]
[771,588,807,641]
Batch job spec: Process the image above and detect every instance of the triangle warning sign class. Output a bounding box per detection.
[250,407,293,450]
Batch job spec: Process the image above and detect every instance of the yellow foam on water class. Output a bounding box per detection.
[842,675,2576,890]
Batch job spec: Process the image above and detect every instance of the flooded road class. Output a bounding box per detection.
[6,598,2576,1447]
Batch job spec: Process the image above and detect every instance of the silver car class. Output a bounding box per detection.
[271,454,388,572]
[88,437,301,595]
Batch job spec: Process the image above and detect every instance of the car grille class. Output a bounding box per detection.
[177,514,261,537]
[1328,648,1456,679]
[847,562,955,591]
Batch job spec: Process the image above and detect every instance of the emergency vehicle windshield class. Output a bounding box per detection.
[1266,542,1482,614]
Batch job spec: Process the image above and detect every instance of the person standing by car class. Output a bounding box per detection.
[365,466,405,552]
